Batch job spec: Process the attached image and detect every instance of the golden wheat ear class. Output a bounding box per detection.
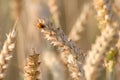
[0,28,16,80]
[47,0,60,27]
[69,3,90,42]
[93,0,113,30]
[84,0,119,80]
[37,19,85,80]
[24,49,41,80]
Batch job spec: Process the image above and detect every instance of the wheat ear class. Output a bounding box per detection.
[69,3,89,42]
[37,19,85,80]
[84,0,119,80]
[84,22,118,80]
[0,28,16,80]
[94,0,118,79]
[94,0,113,30]
[24,49,41,80]
[48,0,60,27]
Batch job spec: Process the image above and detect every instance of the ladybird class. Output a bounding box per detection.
[37,20,46,29]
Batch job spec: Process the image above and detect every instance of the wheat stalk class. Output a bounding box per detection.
[114,31,120,80]
[0,28,16,80]
[10,0,22,20]
[37,19,85,80]
[24,49,41,80]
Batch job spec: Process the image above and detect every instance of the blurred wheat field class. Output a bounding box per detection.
[0,0,120,80]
